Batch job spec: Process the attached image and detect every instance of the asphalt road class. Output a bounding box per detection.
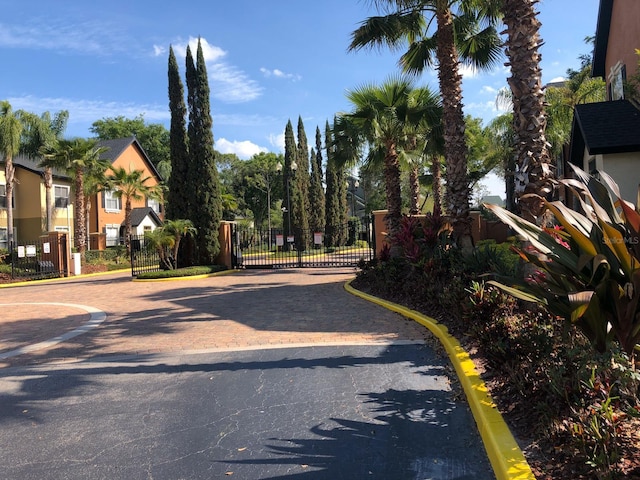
[0,344,495,480]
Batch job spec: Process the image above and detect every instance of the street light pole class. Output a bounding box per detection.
[348,178,360,217]
[278,161,297,250]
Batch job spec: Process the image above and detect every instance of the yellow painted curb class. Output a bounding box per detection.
[0,268,131,288]
[132,268,238,282]
[344,279,535,480]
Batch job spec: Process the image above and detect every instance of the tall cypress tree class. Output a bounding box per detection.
[336,158,348,246]
[293,116,310,250]
[166,45,189,221]
[186,38,222,264]
[282,119,297,249]
[308,125,325,237]
[324,120,340,247]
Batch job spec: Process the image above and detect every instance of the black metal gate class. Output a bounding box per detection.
[8,235,66,280]
[231,217,375,269]
[129,234,167,277]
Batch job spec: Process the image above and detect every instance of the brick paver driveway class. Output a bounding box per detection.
[0,268,429,368]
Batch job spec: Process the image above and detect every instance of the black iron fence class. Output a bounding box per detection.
[129,234,168,277]
[8,235,66,280]
[232,218,375,269]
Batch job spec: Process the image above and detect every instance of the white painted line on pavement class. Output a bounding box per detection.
[0,303,106,360]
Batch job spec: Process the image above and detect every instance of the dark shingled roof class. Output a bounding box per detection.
[97,136,163,181]
[9,155,70,180]
[124,207,162,228]
[569,100,640,165]
[592,0,614,79]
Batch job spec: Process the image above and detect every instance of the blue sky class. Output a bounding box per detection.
[2,0,601,195]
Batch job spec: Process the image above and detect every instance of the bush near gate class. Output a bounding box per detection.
[136,264,226,279]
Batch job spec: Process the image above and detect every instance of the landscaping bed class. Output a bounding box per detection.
[352,256,640,479]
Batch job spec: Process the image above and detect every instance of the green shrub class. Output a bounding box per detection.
[85,246,128,265]
[487,165,640,354]
[136,265,226,279]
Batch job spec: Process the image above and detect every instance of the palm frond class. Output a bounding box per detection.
[349,11,425,52]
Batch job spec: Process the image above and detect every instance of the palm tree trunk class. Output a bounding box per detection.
[125,197,132,253]
[503,0,552,223]
[409,164,420,215]
[43,168,53,232]
[435,1,472,249]
[431,155,443,216]
[74,168,86,255]
[5,158,15,246]
[384,140,403,253]
[85,200,91,251]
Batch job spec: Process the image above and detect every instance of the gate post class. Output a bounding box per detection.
[371,210,389,258]
[216,221,234,269]
[40,231,69,277]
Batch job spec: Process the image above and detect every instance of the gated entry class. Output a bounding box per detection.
[231,218,375,269]
[8,234,67,280]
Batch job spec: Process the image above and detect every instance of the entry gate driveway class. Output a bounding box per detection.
[0,269,495,479]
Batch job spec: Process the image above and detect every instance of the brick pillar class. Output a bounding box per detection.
[371,210,389,258]
[216,221,233,269]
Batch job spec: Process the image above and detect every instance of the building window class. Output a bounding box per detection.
[54,185,70,208]
[0,184,6,209]
[0,228,6,249]
[104,224,120,247]
[609,62,626,101]
[104,190,121,212]
[147,197,160,215]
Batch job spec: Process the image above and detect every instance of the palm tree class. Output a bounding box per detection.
[106,166,157,252]
[501,0,552,222]
[544,47,605,160]
[144,219,196,270]
[20,110,69,231]
[338,76,441,245]
[0,101,24,247]
[41,138,109,255]
[350,0,502,247]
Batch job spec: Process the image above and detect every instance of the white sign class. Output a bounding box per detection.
[287,236,295,243]
[26,245,37,257]
[276,235,284,247]
[314,232,323,245]
[17,246,25,258]
[43,242,51,254]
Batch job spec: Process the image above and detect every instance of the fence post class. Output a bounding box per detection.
[371,210,389,258]
[216,221,234,269]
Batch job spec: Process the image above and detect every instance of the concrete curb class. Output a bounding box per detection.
[344,279,535,480]
[0,303,107,360]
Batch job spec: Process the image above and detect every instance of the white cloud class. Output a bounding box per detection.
[459,64,478,78]
[215,138,268,159]
[268,133,285,152]
[0,18,127,55]
[481,85,498,96]
[7,95,169,135]
[153,45,166,57]
[260,67,302,82]
[549,76,566,83]
[173,36,262,103]
[172,36,226,62]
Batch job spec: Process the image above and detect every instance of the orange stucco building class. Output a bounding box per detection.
[89,136,164,246]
